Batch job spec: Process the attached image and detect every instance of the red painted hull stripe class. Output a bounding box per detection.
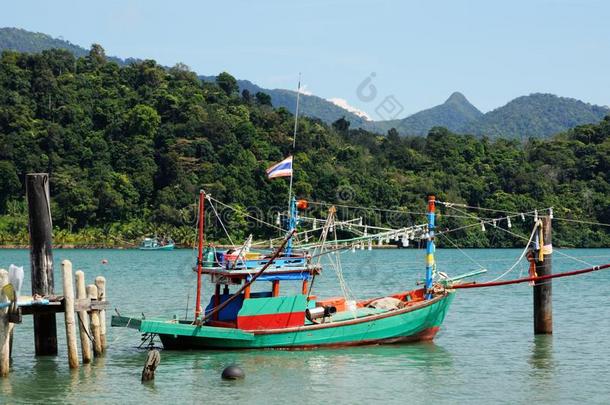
[238,312,305,330]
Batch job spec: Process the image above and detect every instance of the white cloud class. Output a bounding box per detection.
[327,98,372,121]
[299,84,313,96]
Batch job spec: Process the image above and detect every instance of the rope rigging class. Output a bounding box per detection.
[191,192,609,295]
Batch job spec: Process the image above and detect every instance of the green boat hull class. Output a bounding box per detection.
[113,292,455,350]
[139,243,174,251]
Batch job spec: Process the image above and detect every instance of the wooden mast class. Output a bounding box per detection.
[425,195,436,299]
[194,190,205,320]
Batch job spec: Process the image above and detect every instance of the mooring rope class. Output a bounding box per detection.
[77,311,95,343]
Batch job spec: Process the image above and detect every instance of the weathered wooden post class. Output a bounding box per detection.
[75,271,92,363]
[86,284,103,357]
[95,276,107,351]
[534,216,553,334]
[0,269,13,377]
[141,349,160,382]
[61,260,79,369]
[26,173,57,355]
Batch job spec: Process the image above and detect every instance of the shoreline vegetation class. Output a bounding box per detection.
[0,46,609,249]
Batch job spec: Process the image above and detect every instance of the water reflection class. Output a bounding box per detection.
[529,334,554,373]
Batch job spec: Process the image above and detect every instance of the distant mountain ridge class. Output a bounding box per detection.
[0,27,137,65]
[382,92,483,135]
[199,75,368,126]
[461,93,609,139]
[2,27,608,139]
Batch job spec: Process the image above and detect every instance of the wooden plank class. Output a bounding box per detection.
[110,315,142,330]
[18,299,110,315]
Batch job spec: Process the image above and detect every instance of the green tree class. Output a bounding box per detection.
[0,161,20,213]
[216,71,238,96]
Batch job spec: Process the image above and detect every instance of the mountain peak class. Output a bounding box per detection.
[444,91,469,105]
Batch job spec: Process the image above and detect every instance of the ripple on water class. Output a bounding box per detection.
[1,248,610,404]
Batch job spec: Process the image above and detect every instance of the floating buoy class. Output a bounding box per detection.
[221,365,245,380]
[101,259,108,264]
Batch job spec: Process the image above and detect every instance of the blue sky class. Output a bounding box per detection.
[2,0,608,118]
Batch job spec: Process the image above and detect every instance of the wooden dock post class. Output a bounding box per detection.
[141,349,160,382]
[534,216,553,334]
[0,269,13,377]
[26,173,57,355]
[75,271,92,363]
[86,284,103,357]
[61,260,79,369]
[95,276,107,351]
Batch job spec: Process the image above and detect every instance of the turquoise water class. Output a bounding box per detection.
[1,248,610,404]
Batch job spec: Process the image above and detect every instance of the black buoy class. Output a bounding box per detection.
[221,365,245,380]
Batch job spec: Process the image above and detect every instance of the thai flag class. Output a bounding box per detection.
[266,156,293,179]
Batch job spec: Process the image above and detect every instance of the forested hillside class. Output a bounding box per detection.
[0,47,608,247]
[4,28,608,141]
[0,27,131,66]
[388,92,483,135]
[462,93,609,139]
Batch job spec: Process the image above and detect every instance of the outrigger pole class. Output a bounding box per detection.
[425,195,436,299]
[195,190,205,319]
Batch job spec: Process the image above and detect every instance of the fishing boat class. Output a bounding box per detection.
[139,237,175,251]
[112,191,465,349]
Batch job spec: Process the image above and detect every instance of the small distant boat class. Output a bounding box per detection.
[139,237,175,251]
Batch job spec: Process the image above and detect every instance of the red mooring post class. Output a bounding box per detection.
[26,173,58,355]
[533,216,553,334]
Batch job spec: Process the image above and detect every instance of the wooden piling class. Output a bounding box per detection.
[0,269,13,377]
[61,260,79,369]
[86,284,103,357]
[26,173,57,355]
[534,216,553,334]
[141,349,160,382]
[95,276,107,351]
[75,271,92,363]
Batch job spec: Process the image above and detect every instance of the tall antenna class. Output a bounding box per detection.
[287,73,301,211]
